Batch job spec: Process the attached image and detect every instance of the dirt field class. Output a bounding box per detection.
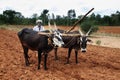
[98,26,120,34]
[54,26,120,48]
[47,26,120,34]
[0,28,120,80]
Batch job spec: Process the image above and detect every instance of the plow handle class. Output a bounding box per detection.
[66,8,94,33]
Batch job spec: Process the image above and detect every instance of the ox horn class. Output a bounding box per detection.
[86,27,92,36]
[54,22,58,30]
[48,14,53,33]
[52,13,58,30]
[78,27,84,36]
[48,21,52,33]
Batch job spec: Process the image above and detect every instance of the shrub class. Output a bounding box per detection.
[96,40,101,45]
[80,21,99,35]
[0,25,7,30]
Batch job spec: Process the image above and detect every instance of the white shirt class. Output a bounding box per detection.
[33,25,45,32]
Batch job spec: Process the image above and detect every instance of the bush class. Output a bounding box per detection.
[96,40,101,45]
[0,25,7,30]
[80,21,99,35]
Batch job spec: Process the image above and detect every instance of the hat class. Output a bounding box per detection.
[36,19,42,24]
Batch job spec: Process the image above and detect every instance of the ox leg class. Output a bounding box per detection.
[38,50,42,69]
[54,48,58,60]
[66,48,72,64]
[44,53,48,70]
[75,49,78,64]
[23,46,29,66]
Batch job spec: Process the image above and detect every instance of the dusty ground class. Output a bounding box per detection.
[0,29,120,80]
[54,26,120,48]
[98,26,120,34]
[89,36,120,48]
[89,26,120,48]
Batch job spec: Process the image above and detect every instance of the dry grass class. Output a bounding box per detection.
[0,25,33,31]
[0,25,120,37]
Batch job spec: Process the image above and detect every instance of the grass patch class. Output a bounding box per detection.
[0,25,8,30]
[96,40,101,46]
[0,25,33,31]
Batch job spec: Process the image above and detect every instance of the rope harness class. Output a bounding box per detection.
[63,35,80,47]
[38,32,81,48]
[38,32,57,48]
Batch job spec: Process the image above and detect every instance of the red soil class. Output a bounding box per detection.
[0,29,120,80]
[45,26,120,34]
[98,26,120,34]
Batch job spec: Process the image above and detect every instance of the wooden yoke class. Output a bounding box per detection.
[38,32,52,35]
[38,32,81,37]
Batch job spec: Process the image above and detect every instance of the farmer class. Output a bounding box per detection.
[33,19,45,32]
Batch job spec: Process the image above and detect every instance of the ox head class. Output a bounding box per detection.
[48,19,64,47]
[52,29,64,47]
[78,27,92,52]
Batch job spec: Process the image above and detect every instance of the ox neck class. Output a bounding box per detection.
[47,37,55,47]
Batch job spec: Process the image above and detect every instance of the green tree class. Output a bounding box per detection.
[14,12,24,24]
[67,9,76,26]
[102,15,111,25]
[95,14,102,25]
[31,13,39,24]
[3,10,16,24]
[111,11,120,25]
[0,14,5,24]
[2,10,24,24]
[39,9,49,25]
[68,9,76,19]
[89,13,95,20]
[80,21,98,34]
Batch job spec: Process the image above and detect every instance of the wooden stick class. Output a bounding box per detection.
[66,8,94,33]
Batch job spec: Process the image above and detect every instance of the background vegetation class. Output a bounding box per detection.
[0,9,120,26]
[0,9,120,33]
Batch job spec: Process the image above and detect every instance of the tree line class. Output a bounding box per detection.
[0,9,120,26]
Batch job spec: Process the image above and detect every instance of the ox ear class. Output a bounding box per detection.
[77,38,80,44]
[87,39,93,43]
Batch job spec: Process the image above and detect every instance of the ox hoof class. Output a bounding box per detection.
[44,67,48,70]
[26,63,30,66]
[54,57,59,61]
[76,61,79,64]
[64,62,70,65]
[76,62,78,64]
[38,67,40,70]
